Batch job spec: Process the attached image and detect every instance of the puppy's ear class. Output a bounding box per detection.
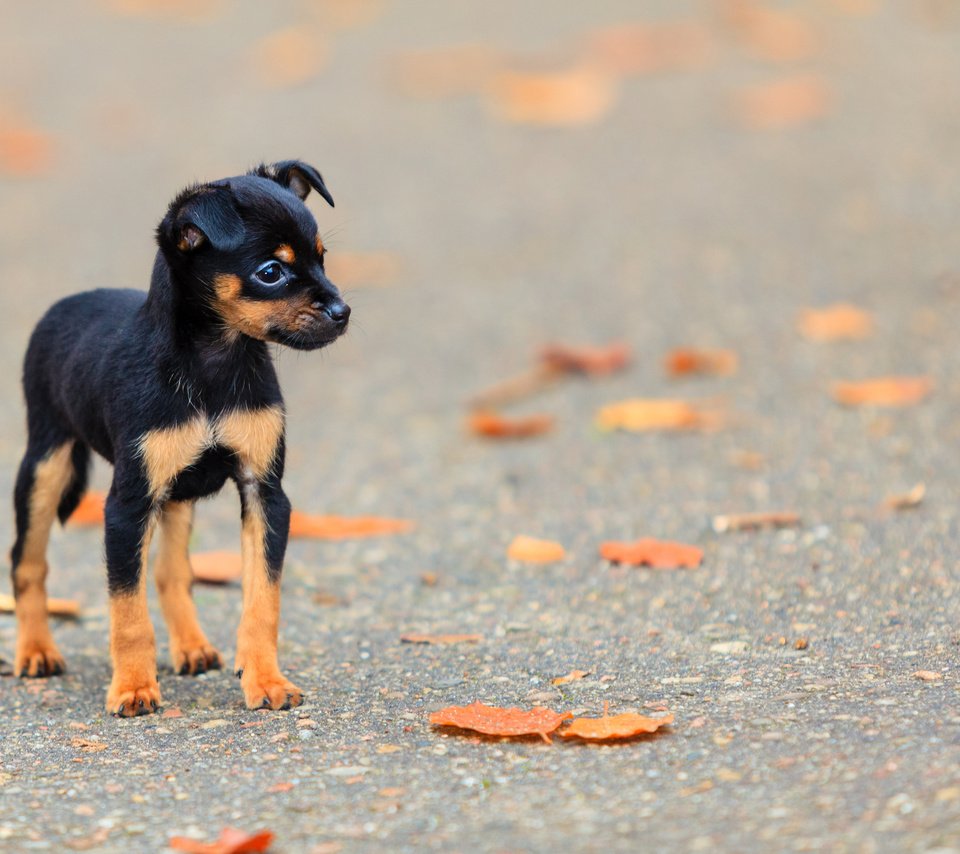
[253,160,335,207]
[162,185,245,253]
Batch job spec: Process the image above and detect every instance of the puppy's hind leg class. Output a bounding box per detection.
[10,440,80,677]
[154,501,221,675]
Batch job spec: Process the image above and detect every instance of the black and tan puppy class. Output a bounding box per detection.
[9,160,349,716]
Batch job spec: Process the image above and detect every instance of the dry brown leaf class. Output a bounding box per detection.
[665,348,738,377]
[486,64,617,127]
[324,252,401,288]
[288,511,414,539]
[735,74,830,130]
[883,483,925,511]
[429,701,572,742]
[798,304,874,341]
[168,828,275,854]
[831,376,933,407]
[267,782,295,793]
[560,702,673,741]
[400,633,483,645]
[585,21,714,76]
[0,593,80,617]
[0,116,55,176]
[599,538,703,569]
[190,551,242,584]
[913,670,943,682]
[68,492,106,526]
[722,0,819,63]
[254,28,326,88]
[596,398,722,432]
[391,45,502,98]
[552,670,590,685]
[540,341,631,376]
[711,511,801,533]
[71,737,107,753]
[468,410,555,439]
[507,535,566,564]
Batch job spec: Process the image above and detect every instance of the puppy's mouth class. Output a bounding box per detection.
[267,308,349,351]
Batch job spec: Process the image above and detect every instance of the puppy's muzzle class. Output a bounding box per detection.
[319,299,350,329]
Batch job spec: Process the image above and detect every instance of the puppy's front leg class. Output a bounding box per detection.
[234,477,301,710]
[104,479,161,716]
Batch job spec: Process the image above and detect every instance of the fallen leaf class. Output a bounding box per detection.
[0,593,80,617]
[267,782,294,793]
[169,828,274,854]
[552,669,590,685]
[324,252,402,288]
[883,483,925,511]
[599,538,703,569]
[468,410,555,439]
[190,551,242,584]
[485,64,618,127]
[400,633,483,645]
[288,511,414,539]
[585,21,714,76]
[254,28,326,88]
[70,737,107,753]
[913,670,943,682]
[664,348,738,377]
[390,44,502,98]
[735,74,830,130]
[596,398,723,432]
[507,535,566,563]
[539,341,631,376]
[469,364,563,409]
[711,511,800,533]
[798,304,873,341]
[67,492,106,526]
[721,0,819,63]
[831,376,933,407]
[794,637,809,650]
[429,702,572,743]
[162,707,184,719]
[560,702,673,741]
[0,116,54,176]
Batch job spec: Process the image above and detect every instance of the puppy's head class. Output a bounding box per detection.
[158,160,349,351]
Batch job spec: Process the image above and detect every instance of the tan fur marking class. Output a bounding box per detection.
[315,234,324,256]
[106,523,160,715]
[212,272,319,341]
[155,501,220,674]
[274,244,295,263]
[214,406,285,479]
[13,443,75,676]
[139,419,210,499]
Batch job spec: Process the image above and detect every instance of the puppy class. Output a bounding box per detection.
[9,160,349,716]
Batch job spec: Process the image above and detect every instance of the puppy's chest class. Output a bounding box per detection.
[138,406,284,498]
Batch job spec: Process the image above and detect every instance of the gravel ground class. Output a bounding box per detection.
[2,1,960,852]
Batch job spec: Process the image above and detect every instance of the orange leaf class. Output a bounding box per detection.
[540,341,631,376]
[507,535,566,564]
[168,827,275,854]
[561,704,673,741]
[190,551,242,584]
[798,304,873,341]
[68,492,106,526]
[485,65,617,127]
[429,702,572,742]
[721,0,819,63]
[0,120,54,176]
[585,21,714,77]
[664,348,738,377]
[254,28,326,88]
[288,511,414,539]
[735,74,830,130]
[599,538,702,569]
[391,45,502,98]
[0,593,80,617]
[468,410,555,439]
[711,511,800,533]
[552,669,590,685]
[323,252,401,288]
[832,376,932,407]
[595,398,722,432]
[883,483,925,511]
[400,633,483,645]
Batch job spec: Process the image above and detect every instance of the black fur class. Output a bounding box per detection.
[10,160,349,596]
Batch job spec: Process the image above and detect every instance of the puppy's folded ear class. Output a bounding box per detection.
[161,185,245,253]
[253,160,335,208]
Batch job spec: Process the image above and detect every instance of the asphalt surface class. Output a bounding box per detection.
[2,1,960,852]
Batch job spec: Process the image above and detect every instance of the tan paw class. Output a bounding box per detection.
[15,639,66,678]
[237,667,303,711]
[172,643,222,676]
[106,680,162,717]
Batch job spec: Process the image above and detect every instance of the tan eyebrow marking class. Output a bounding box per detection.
[274,245,295,263]
[315,234,324,256]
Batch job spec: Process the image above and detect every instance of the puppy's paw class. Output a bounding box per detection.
[238,668,303,711]
[172,643,222,676]
[15,639,66,678]
[106,679,162,717]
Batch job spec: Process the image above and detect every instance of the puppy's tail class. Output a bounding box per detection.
[56,442,91,525]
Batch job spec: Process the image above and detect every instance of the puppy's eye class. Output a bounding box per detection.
[253,261,286,287]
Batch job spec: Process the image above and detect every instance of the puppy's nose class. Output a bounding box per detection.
[322,301,351,325]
